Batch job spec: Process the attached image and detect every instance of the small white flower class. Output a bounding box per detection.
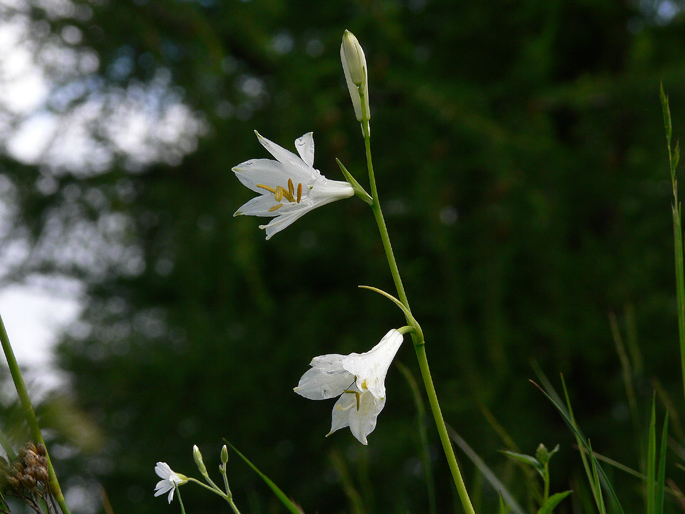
[341,30,370,122]
[154,462,187,503]
[294,329,403,444]
[233,131,354,240]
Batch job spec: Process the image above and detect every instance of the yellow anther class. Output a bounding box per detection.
[288,178,294,197]
[268,204,283,212]
[274,187,284,202]
[297,182,302,203]
[257,184,277,194]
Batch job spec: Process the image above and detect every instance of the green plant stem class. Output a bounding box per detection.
[0,315,70,514]
[358,93,475,514]
[660,85,685,402]
[415,344,476,514]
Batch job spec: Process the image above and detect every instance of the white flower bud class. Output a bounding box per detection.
[341,30,370,122]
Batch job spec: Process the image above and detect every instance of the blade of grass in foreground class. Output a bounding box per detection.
[447,426,525,514]
[224,441,303,514]
[530,372,625,514]
[660,84,685,403]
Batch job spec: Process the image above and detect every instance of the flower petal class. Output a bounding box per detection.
[328,392,356,435]
[234,194,282,217]
[233,159,308,191]
[347,392,385,445]
[342,329,403,399]
[155,462,172,480]
[294,132,315,168]
[255,131,313,178]
[259,209,312,240]
[294,366,353,400]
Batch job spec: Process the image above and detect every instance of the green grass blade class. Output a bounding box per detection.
[530,373,626,514]
[396,362,437,514]
[647,399,656,514]
[660,82,672,147]
[498,493,508,514]
[655,411,669,514]
[447,426,525,514]
[225,441,303,514]
[661,87,685,403]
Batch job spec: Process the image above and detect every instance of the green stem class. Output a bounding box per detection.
[415,344,476,514]
[358,92,475,514]
[176,486,187,514]
[0,315,71,514]
[660,85,685,402]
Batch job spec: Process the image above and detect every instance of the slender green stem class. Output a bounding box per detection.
[660,85,685,402]
[0,315,71,514]
[415,344,476,514]
[175,486,187,514]
[188,477,229,500]
[358,92,475,514]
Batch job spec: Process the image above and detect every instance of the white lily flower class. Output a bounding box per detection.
[294,329,403,444]
[233,131,354,240]
[154,462,187,503]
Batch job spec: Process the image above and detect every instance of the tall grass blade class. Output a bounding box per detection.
[447,426,525,514]
[647,399,656,514]
[225,441,303,514]
[396,362,436,514]
[660,85,685,402]
[530,371,625,514]
[655,411,669,514]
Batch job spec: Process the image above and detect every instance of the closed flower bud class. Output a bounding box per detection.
[193,445,208,477]
[341,30,370,122]
[221,445,228,465]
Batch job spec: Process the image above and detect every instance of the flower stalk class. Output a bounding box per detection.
[0,315,71,514]
[358,84,475,514]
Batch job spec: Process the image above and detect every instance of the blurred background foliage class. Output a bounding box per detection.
[2,0,685,512]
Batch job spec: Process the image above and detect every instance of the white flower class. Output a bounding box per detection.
[154,462,187,503]
[233,131,354,240]
[341,30,370,122]
[294,329,403,444]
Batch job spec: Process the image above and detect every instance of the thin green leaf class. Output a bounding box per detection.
[499,450,545,478]
[675,140,681,170]
[537,490,572,514]
[660,81,672,146]
[647,399,656,514]
[336,159,373,205]
[655,411,669,514]
[396,362,436,514]
[530,374,625,514]
[447,426,525,514]
[224,441,303,514]
[498,493,509,514]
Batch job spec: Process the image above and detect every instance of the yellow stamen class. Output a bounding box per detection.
[274,187,284,202]
[257,184,276,194]
[288,178,294,197]
[297,182,302,203]
[278,186,295,203]
[268,204,283,212]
